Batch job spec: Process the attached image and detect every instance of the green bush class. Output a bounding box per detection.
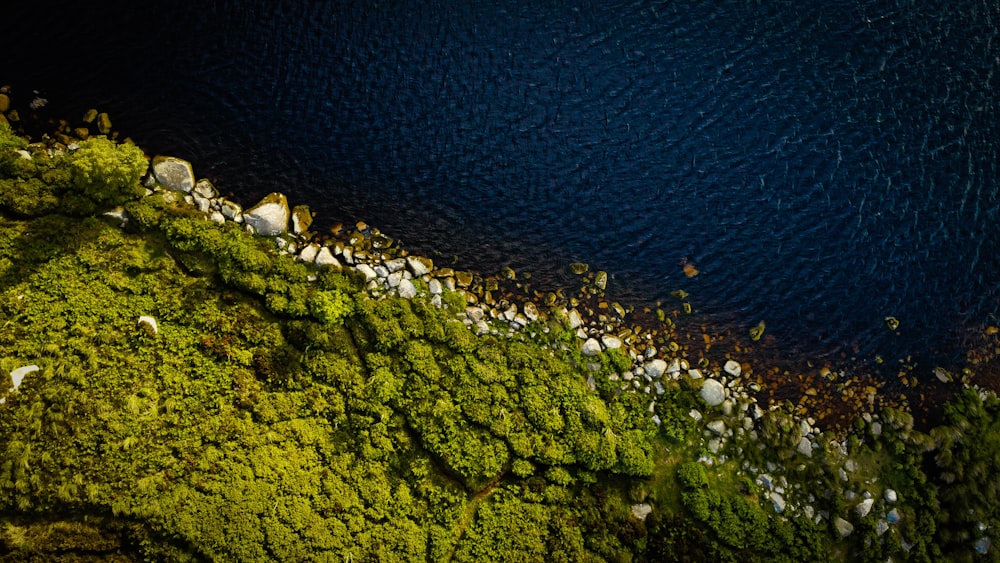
[66,137,147,207]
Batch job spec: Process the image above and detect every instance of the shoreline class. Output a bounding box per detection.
[3,88,1000,558]
[4,88,998,433]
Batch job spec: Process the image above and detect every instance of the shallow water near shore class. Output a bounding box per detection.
[2,1,997,379]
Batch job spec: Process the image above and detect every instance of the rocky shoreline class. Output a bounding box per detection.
[122,152,976,539]
[4,94,999,555]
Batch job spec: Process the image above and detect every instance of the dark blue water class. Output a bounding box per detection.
[3,1,997,374]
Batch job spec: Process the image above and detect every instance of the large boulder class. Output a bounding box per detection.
[151,156,195,192]
[243,193,290,236]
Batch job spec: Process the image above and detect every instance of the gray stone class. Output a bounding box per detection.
[385,258,406,273]
[355,264,378,282]
[466,307,485,323]
[219,199,242,220]
[406,256,433,277]
[770,492,786,513]
[707,420,726,436]
[699,379,726,407]
[315,247,340,268]
[428,279,443,295]
[243,193,290,236]
[387,271,403,288]
[797,437,813,458]
[581,338,602,356]
[884,489,897,503]
[523,301,539,322]
[567,309,583,329]
[724,360,742,377]
[397,279,417,299]
[601,335,622,349]
[876,520,889,536]
[631,503,652,521]
[152,155,195,192]
[193,179,218,199]
[298,244,319,263]
[644,359,667,379]
[856,498,875,518]
[9,365,39,391]
[833,517,854,538]
[193,195,211,213]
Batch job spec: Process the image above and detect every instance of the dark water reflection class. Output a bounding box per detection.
[3,0,997,376]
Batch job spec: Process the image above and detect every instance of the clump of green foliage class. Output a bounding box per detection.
[0,123,146,216]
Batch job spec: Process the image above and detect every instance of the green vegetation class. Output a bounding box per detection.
[0,120,997,561]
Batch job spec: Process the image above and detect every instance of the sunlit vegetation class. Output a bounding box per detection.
[0,121,998,561]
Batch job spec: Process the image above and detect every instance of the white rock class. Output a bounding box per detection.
[193,195,211,213]
[833,517,854,538]
[315,247,340,268]
[581,338,602,356]
[428,279,443,295]
[770,492,786,513]
[631,503,652,521]
[856,498,875,518]
[522,301,539,322]
[10,365,39,391]
[137,316,158,334]
[387,271,403,288]
[298,244,320,263]
[797,437,813,458]
[699,379,726,407]
[243,193,290,236]
[209,211,226,224]
[385,258,406,273]
[193,179,218,199]
[353,264,377,282]
[567,309,583,329]
[884,489,898,503]
[687,368,703,379]
[397,279,417,299]
[152,155,195,192]
[601,335,622,349]
[707,420,726,436]
[724,360,742,377]
[406,256,433,277]
[219,199,242,220]
[644,359,667,379]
